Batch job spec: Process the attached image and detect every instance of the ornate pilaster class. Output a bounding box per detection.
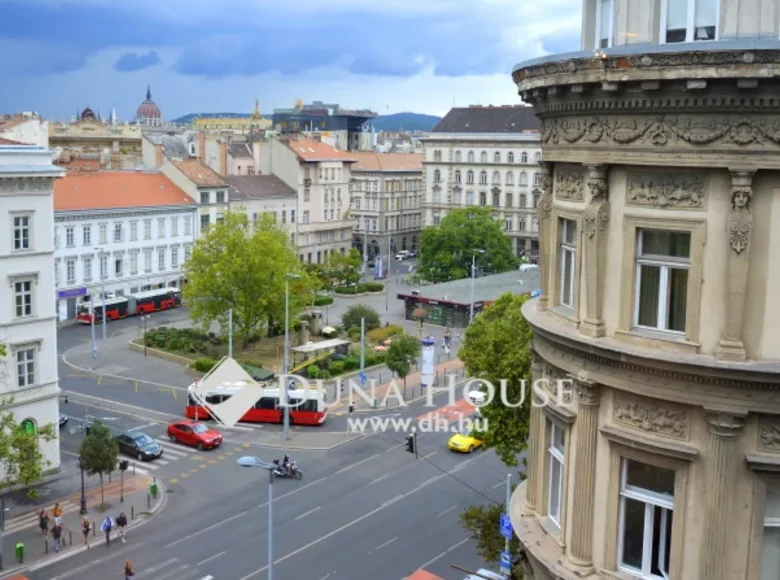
[524,350,545,513]
[700,412,745,580]
[536,162,554,311]
[716,170,754,362]
[579,164,610,338]
[566,379,601,572]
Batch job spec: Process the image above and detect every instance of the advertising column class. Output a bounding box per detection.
[421,337,435,388]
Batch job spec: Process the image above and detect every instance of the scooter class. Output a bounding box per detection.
[273,461,303,480]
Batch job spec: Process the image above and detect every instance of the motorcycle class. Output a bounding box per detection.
[273,461,303,480]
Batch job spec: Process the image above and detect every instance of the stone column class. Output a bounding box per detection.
[716,170,754,362]
[536,162,554,311]
[524,350,545,513]
[699,412,745,580]
[567,379,601,572]
[579,164,610,338]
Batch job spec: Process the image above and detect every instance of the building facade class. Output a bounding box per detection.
[422,106,543,261]
[0,144,65,472]
[255,137,355,263]
[161,158,230,236]
[0,112,49,147]
[227,175,297,237]
[272,101,377,152]
[349,152,423,260]
[53,171,196,321]
[509,2,780,580]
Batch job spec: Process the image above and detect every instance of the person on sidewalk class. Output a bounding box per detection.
[124,560,135,578]
[116,512,128,543]
[82,516,91,548]
[52,502,63,525]
[51,522,63,553]
[101,515,114,546]
[39,510,49,537]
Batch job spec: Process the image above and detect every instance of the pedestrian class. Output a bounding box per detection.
[39,510,49,537]
[51,522,63,553]
[116,511,128,543]
[81,516,91,548]
[52,502,63,525]
[100,515,113,546]
[124,560,135,579]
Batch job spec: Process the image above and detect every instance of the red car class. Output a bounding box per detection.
[166,419,223,451]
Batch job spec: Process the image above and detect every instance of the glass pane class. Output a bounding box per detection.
[621,498,645,570]
[564,220,576,244]
[549,456,562,523]
[552,423,565,451]
[761,527,780,580]
[651,507,673,576]
[766,482,780,520]
[637,265,661,327]
[667,268,688,332]
[626,459,675,497]
[694,0,716,39]
[640,231,691,259]
[600,0,610,43]
[562,250,573,306]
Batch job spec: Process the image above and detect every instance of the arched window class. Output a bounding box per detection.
[454,170,461,183]
[433,169,441,182]
[480,151,488,163]
[467,151,475,163]
[455,151,462,163]
[534,152,541,162]
[521,152,528,163]
[520,172,528,186]
[492,171,501,185]
[533,173,541,186]
[479,171,488,185]
[508,152,515,163]
[467,170,474,184]
[493,152,501,163]
[506,172,514,186]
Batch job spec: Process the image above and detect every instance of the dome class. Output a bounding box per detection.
[80,107,96,121]
[136,85,161,121]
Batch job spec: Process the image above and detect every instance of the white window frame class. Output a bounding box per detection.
[660,0,719,44]
[144,249,153,273]
[83,256,92,282]
[184,245,192,263]
[15,346,36,388]
[761,481,780,579]
[633,230,690,334]
[617,459,674,580]
[12,214,32,251]
[521,152,528,164]
[595,0,615,48]
[130,251,138,275]
[158,248,166,271]
[66,259,76,284]
[113,223,123,243]
[547,421,565,529]
[99,254,108,280]
[157,218,166,238]
[14,279,34,318]
[172,217,179,237]
[99,223,108,244]
[82,225,91,246]
[130,221,138,241]
[172,246,179,269]
[184,216,192,236]
[559,219,576,309]
[65,226,75,248]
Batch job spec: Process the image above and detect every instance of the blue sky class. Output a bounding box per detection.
[0,0,581,120]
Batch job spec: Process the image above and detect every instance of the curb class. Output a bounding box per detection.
[245,434,367,451]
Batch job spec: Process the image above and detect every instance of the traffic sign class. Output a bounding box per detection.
[359,370,367,385]
[499,512,513,539]
[500,550,512,573]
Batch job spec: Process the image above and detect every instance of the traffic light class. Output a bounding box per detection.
[405,434,415,455]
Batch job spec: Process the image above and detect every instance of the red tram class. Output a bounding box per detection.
[76,288,181,324]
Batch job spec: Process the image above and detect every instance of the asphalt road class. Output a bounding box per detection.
[31,430,508,580]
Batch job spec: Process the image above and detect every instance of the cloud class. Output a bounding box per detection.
[114,50,161,72]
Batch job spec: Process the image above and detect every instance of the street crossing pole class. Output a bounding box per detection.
[90,294,97,359]
[228,308,233,359]
[504,473,512,577]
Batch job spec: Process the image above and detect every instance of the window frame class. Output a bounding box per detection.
[595,0,615,48]
[12,213,32,252]
[82,224,91,246]
[15,345,37,389]
[659,0,719,44]
[558,218,577,310]
[13,278,34,318]
[547,420,566,530]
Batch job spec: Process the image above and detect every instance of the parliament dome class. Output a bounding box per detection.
[136,85,161,122]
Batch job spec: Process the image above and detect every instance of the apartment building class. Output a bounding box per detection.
[422,106,542,261]
[161,158,229,236]
[227,175,297,239]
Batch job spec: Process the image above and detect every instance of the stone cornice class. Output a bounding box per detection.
[55,206,197,222]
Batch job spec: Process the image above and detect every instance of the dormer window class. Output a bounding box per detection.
[663,0,717,43]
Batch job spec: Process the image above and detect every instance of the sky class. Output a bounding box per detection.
[0,0,582,121]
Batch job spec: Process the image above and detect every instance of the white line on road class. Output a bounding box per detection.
[130,422,159,431]
[437,505,457,517]
[335,445,403,474]
[197,551,226,566]
[417,538,469,570]
[381,494,404,507]
[156,564,192,580]
[422,451,437,459]
[61,449,81,458]
[369,473,390,485]
[374,536,398,551]
[492,482,504,489]
[318,575,330,580]
[294,506,321,520]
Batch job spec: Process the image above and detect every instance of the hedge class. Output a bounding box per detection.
[363,281,384,292]
[193,357,218,372]
[367,325,403,344]
[313,295,334,306]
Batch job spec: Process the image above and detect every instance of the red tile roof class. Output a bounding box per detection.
[54,171,195,212]
[171,159,227,187]
[350,152,423,172]
[57,158,102,172]
[0,137,27,145]
[285,138,356,162]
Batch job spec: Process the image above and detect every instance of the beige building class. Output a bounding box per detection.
[227,175,297,234]
[422,106,543,261]
[160,159,229,237]
[509,2,780,580]
[0,112,48,147]
[349,152,423,260]
[255,136,355,263]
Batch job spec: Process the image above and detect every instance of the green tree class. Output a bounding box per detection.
[79,420,119,507]
[341,304,381,331]
[459,503,523,579]
[183,210,317,344]
[385,333,421,393]
[328,249,362,286]
[0,398,57,498]
[419,207,518,283]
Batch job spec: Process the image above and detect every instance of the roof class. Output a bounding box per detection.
[350,152,422,172]
[0,137,26,145]
[284,138,356,163]
[228,175,296,201]
[228,142,253,158]
[291,338,350,353]
[54,171,196,212]
[144,133,191,158]
[432,105,541,134]
[58,157,102,172]
[397,268,540,305]
[171,158,227,187]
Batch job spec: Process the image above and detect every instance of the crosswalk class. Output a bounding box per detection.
[3,500,82,534]
[132,557,213,580]
[129,437,195,475]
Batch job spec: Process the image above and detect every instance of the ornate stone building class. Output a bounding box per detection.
[509,1,780,580]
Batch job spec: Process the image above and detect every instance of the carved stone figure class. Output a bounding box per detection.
[628,174,707,208]
[614,400,688,438]
[554,171,584,200]
[728,186,752,254]
[760,419,780,451]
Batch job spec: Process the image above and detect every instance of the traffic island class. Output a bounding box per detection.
[244,430,365,451]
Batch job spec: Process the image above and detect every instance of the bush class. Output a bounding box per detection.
[367,324,403,344]
[342,304,381,331]
[334,286,357,295]
[328,360,346,375]
[364,281,384,292]
[319,369,332,379]
[343,355,360,372]
[347,327,361,341]
[307,365,320,379]
[313,295,334,306]
[365,352,386,366]
[193,357,218,373]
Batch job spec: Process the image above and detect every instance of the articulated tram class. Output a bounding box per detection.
[76,288,182,324]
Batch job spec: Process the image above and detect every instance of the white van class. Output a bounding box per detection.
[463,569,504,580]
[395,250,411,261]
[468,390,486,418]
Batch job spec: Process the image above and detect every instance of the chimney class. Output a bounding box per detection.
[198,132,206,162]
[219,141,228,176]
[155,144,164,168]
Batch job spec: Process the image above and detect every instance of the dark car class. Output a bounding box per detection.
[409,250,418,258]
[115,431,163,461]
[59,414,68,428]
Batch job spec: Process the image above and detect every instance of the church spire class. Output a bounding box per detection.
[146,84,152,101]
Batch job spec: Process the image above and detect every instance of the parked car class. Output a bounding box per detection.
[167,419,223,451]
[463,570,503,580]
[395,250,410,261]
[408,250,418,258]
[59,414,68,428]
[115,431,163,461]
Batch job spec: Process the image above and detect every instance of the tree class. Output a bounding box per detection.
[385,333,421,394]
[308,249,362,291]
[459,503,523,579]
[79,420,119,507]
[341,304,381,331]
[419,207,518,283]
[0,398,57,498]
[184,210,317,344]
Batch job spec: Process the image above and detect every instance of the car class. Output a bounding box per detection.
[447,428,483,453]
[408,250,418,258]
[463,570,503,580]
[58,414,68,428]
[115,431,163,461]
[395,250,410,261]
[167,419,223,451]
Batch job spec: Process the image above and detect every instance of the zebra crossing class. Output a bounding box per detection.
[131,557,213,580]
[129,437,195,475]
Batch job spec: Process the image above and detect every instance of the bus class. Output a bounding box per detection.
[128,288,181,315]
[76,297,129,324]
[185,382,328,426]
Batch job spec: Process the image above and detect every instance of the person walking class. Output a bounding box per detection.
[38,510,49,537]
[100,515,113,546]
[81,516,91,548]
[116,511,128,543]
[123,560,135,578]
[51,521,63,553]
[52,502,63,526]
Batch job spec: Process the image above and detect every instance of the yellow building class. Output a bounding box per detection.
[192,100,271,132]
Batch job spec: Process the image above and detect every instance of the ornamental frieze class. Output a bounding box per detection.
[554,171,584,201]
[0,177,54,193]
[759,418,780,452]
[613,394,689,439]
[627,173,708,209]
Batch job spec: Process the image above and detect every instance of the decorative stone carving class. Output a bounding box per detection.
[759,418,780,452]
[576,382,600,406]
[706,412,745,436]
[728,185,752,254]
[582,211,608,240]
[580,164,609,339]
[554,170,584,200]
[536,162,554,311]
[0,177,53,193]
[613,396,688,438]
[628,173,707,209]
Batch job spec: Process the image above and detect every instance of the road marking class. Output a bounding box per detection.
[180,472,189,478]
[422,451,437,459]
[189,468,199,474]
[130,422,159,431]
[62,391,179,420]
[61,449,81,458]
[369,474,390,485]
[374,536,397,550]
[142,558,179,574]
[157,564,191,580]
[318,575,330,580]
[381,494,403,508]
[335,444,403,474]
[169,478,179,484]
[197,551,226,566]
[97,375,103,384]
[294,506,321,520]
[437,505,457,517]
[492,482,504,490]
[417,538,469,571]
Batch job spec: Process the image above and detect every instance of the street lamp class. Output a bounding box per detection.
[78,455,88,515]
[283,273,301,441]
[94,247,108,341]
[237,456,275,580]
[140,315,151,357]
[469,249,486,324]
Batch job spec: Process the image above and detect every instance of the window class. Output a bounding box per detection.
[433,213,441,226]
[157,218,165,238]
[291,210,296,223]
[455,151,462,162]
[144,220,152,240]
[519,218,526,232]
[200,192,209,204]
[433,150,442,162]
[761,481,780,580]
[83,256,92,281]
[597,0,614,48]
[184,245,192,263]
[216,190,225,203]
[54,259,60,286]
[479,171,487,185]
[454,191,462,205]
[520,194,527,208]
[82,225,91,246]
[304,188,310,202]
[130,221,138,241]
[13,215,31,251]
[547,421,565,529]
[172,246,179,269]
[184,216,192,236]
[99,223,107,244]
[505,217,513,231]
[466,191,474,206]
[66,259,76,284]
[663,0,716,43]
[508,152,515,163]
[480,151,488,163]
[113,223,122,243]
[66,227,75,247]
[467,151,474,163]
[533,173,542,187]
[506,172,514,186]
[520,172,528,186]
[158,248,166,271]
[492,192,500,207]
[559,219,577,309]
[479,192,487,206]
[282,211,287,224]
[14,280,33,317]
[634,230,690,333]
[454,170,461,183]
[200,214,210,230]
[618,459,674,579]
[506,193,513,207]
[303,211,310,224]
[494,152,501,163]
[492,171,501,185]
[354,198,361,210]
[467,170,474,185]
[16,347,36,388]
[521,152,528,164]
[144,249,153,272]
[100,254,108,279]
[535,152,541,162]
[130,252,138,275]
[172,218,179,237]
[115,257,123,277]
[54,227,59,249]
[433,169,441,183]
[534,192,540,208]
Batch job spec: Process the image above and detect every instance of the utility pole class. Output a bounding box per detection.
[100,249,107,340]
[359,317,365,377]
[362,224,368,281]
[385,234,391,311]
[504,473,512,578]
[228,308,233,358]
[90,293,97,359]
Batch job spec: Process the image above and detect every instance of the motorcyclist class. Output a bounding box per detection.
[272,458,283,476]
[282,454,291,475]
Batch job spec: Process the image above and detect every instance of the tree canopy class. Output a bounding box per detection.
[79,420,118,507]
[0,398,56,498]
[183,210,317,342]
[419,207,518,283]
[306,249,361,291]
[341,304,381,331]
[385,333,421,387]
[459,502,523,578]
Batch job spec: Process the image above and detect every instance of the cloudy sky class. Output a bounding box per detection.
[0,0,581,121]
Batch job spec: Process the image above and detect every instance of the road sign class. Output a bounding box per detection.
[500,550,512,573]
[500,512,513,539]
[359,370,367,385]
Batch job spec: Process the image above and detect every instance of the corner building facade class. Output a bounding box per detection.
[509,1,780,580]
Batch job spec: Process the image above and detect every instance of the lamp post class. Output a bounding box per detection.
[78,455,88,515]
[94,247,107,340]
[469,249,485,324]
[90,292,97,359]
[284,273,301,441]
[237,457,275,580]
[140,315,150,357]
